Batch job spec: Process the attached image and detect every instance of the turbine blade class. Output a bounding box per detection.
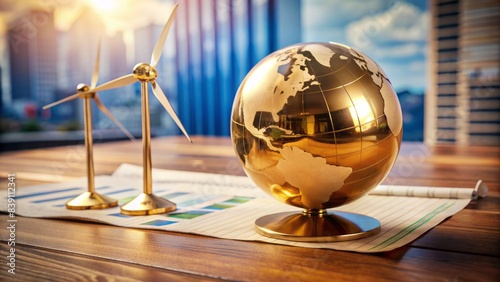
[150,3,179,67]
[42,92,80,110]
[93,94,136,141]
[92,74,136,93]
[91,36,102,89]
[151,81,192,143]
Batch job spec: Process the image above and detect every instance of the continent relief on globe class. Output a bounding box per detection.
[277,146,352,209]
[232,42,402,210]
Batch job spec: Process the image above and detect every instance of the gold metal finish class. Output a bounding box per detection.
[77,83,90,92]
[231,42,403,241]
[133,63,158,82]
[77,84,94,99]
[116,4,192,215]
[66,192,118,210]
[66,85,118,210]
[56,4,189,215]
[120,193,176,215]
[43,40,135,210]
[141,82,153,195]
[120,82,177,215]
[83,96,95,193]
[255,209,380,242]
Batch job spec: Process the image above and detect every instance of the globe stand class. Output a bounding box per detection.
[255,209,380,242]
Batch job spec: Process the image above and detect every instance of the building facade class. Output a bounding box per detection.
[8,10,58,109]
[426,0,500,145]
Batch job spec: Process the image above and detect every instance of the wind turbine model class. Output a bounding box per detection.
[79,3,191,215]
[43,39,135,210]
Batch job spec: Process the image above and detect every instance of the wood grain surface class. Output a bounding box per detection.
[0,136,499,281]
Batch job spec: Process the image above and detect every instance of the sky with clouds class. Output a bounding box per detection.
[302,0,428,93]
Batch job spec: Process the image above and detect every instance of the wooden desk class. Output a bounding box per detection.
[1,136,499,281]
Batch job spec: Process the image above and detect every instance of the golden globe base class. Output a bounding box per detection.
[66,192,118,210]
[255,209,380,242]
[120,193,176,216]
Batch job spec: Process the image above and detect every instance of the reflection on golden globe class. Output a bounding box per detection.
[231,42,403,241]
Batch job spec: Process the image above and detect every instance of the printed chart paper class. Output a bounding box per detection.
[0,164,478,253]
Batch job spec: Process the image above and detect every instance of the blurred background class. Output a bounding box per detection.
[0,0,498,150]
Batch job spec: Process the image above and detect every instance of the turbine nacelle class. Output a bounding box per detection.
[77,83,95,98]
[133,63,158,82]
[77,83,90,92]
